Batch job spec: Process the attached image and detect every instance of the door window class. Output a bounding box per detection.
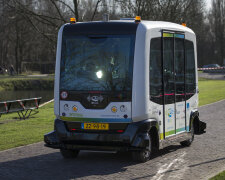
[175,37,185,102]
[163,34,175,105]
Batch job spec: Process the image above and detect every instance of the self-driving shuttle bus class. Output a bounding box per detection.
[44,17,206,162]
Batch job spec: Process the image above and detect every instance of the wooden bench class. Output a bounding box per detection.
[0,97,42,119]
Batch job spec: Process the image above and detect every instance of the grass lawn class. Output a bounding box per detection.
[210,171,225,180]
[198,79,225,106]
[0,78,225,151]
[0,102,55,151]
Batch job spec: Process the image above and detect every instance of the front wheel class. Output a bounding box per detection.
[132,134,152,162]
[60,149,80,159]
[180,123,194,147]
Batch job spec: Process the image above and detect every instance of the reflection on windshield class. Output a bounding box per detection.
[60,34,135,91]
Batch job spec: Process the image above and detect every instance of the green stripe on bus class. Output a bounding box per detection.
[165,130,175,136]
[160,126,190,139]
[163,33,174,37]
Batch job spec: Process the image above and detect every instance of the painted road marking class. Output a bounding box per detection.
[152,152,187,180]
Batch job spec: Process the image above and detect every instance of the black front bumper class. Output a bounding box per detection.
[44,119,154,151]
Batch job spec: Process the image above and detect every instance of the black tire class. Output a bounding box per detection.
[180,123,194,147]
[132,134,152,163]
[60,149,80,159]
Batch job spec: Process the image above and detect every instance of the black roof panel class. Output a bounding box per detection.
[63,22,138,35]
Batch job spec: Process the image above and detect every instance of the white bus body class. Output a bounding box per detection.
[44,19,206,162]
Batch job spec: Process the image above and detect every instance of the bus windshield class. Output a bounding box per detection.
[60,34,135,92]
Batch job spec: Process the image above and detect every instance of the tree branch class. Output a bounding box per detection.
[22,13,56,43]
[49,0,67,23]
[57,0,75,15]
[91,0,102,21]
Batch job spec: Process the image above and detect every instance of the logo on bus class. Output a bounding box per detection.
[166,108,174,118]
[87,95,104,104]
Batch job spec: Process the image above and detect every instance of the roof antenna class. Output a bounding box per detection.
[102,13,109,22]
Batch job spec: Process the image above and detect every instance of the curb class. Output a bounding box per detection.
[199,99,225,108]
[0,142,44,153]
[39,99,54,107]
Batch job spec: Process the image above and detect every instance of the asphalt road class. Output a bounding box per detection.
[0,100,225,180]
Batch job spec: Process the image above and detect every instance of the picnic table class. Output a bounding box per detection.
[0,97,42,119]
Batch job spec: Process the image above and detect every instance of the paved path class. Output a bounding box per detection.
[0,100,225,180]
[198,72,225,80]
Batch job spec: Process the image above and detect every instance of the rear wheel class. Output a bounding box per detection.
[60,149,80,159]
[132,134,152,162]
[180,123,194,147]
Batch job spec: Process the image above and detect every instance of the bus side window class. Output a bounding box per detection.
[185,40,196,100]
[149,38,163,104]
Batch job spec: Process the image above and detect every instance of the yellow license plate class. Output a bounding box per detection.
[82,123,109,130]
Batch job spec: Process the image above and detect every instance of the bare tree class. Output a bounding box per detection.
[0,0,219,73]
[209,0,225,65]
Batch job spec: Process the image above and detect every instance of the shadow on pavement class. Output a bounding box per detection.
[0,144,186,179]
[0,151,134,179]
[152,145,185,158]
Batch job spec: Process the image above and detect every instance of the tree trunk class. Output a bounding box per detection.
[91,0,102,21]
[15,22,19,74]
[73,0,79,21]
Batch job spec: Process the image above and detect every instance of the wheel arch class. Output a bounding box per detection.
[149,125,159,151]
[131,119,160,150]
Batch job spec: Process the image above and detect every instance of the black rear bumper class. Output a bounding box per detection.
[44,119,155,151]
